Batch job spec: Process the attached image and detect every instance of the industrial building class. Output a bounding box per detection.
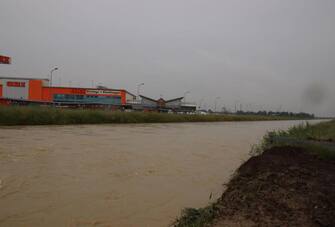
[138,95,197,112]
[0,76,197,112]
[0,77,136,108]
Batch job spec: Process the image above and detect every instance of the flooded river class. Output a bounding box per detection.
[0,120,323,226]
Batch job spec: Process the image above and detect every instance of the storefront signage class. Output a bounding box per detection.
[0,55,11,64]
[86,89,120,95]
[7,81,26,87]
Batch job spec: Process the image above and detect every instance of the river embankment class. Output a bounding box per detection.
[0,106,314,125]
[173,120,335,227]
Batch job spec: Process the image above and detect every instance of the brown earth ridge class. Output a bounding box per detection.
[212,146,335,227]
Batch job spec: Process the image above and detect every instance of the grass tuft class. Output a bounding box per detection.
[171,205,219,227]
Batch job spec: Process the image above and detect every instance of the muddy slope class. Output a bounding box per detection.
[214,146,335,227]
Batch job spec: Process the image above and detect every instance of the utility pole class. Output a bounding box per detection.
[183,91,190,102]
[214,97,220,112]
[50,67,58,87]
[199,98,205,109]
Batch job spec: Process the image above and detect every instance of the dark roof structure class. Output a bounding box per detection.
[140,95,184,103]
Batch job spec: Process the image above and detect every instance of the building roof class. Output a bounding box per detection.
[125,90,136,97]
[140,95,184,103]
[140,95,158,102]
[166,97,184,103]
[0,76,49,81]
[41,86,135,96]
[47,86,123,91]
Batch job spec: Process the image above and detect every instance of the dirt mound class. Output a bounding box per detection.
[214,146,335,227]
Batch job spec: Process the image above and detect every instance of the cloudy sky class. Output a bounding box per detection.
[1,0,334,116]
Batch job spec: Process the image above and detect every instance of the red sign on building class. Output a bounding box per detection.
[7,81,26,87]
[0,55,11,64]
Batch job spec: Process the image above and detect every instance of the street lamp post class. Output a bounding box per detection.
[199,98,205,109]
[137,83,144,99]
[50,67,58,87]
[183,91,190,102]
[214,97,221,112]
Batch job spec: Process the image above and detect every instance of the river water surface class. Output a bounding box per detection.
[0,120,323,226]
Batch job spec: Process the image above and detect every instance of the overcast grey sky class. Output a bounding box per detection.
[1,0,334,116]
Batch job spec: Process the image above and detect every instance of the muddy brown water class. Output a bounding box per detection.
[0,120,324,227]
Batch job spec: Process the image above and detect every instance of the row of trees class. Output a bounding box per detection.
[235,110,314,118]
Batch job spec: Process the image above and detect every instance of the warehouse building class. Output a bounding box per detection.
[0,77,136,107]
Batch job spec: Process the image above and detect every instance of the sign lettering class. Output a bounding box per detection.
[0,55,11,64]
[7,81,25,87]
[86,89,120,95]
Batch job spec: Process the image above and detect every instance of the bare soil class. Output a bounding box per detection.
[213,146,335,227]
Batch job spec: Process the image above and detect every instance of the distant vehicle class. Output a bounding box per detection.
[196,110,208,115]
[186,112,196,115]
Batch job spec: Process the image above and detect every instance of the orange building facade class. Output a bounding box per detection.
[0,77,135,107]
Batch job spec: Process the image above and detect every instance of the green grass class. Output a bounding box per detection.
[249,120,335,159]
[281,120,335,141]
[0,106,313,126]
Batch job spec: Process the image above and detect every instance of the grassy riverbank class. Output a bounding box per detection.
[173,120,335,227]
[0,106,314,126]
